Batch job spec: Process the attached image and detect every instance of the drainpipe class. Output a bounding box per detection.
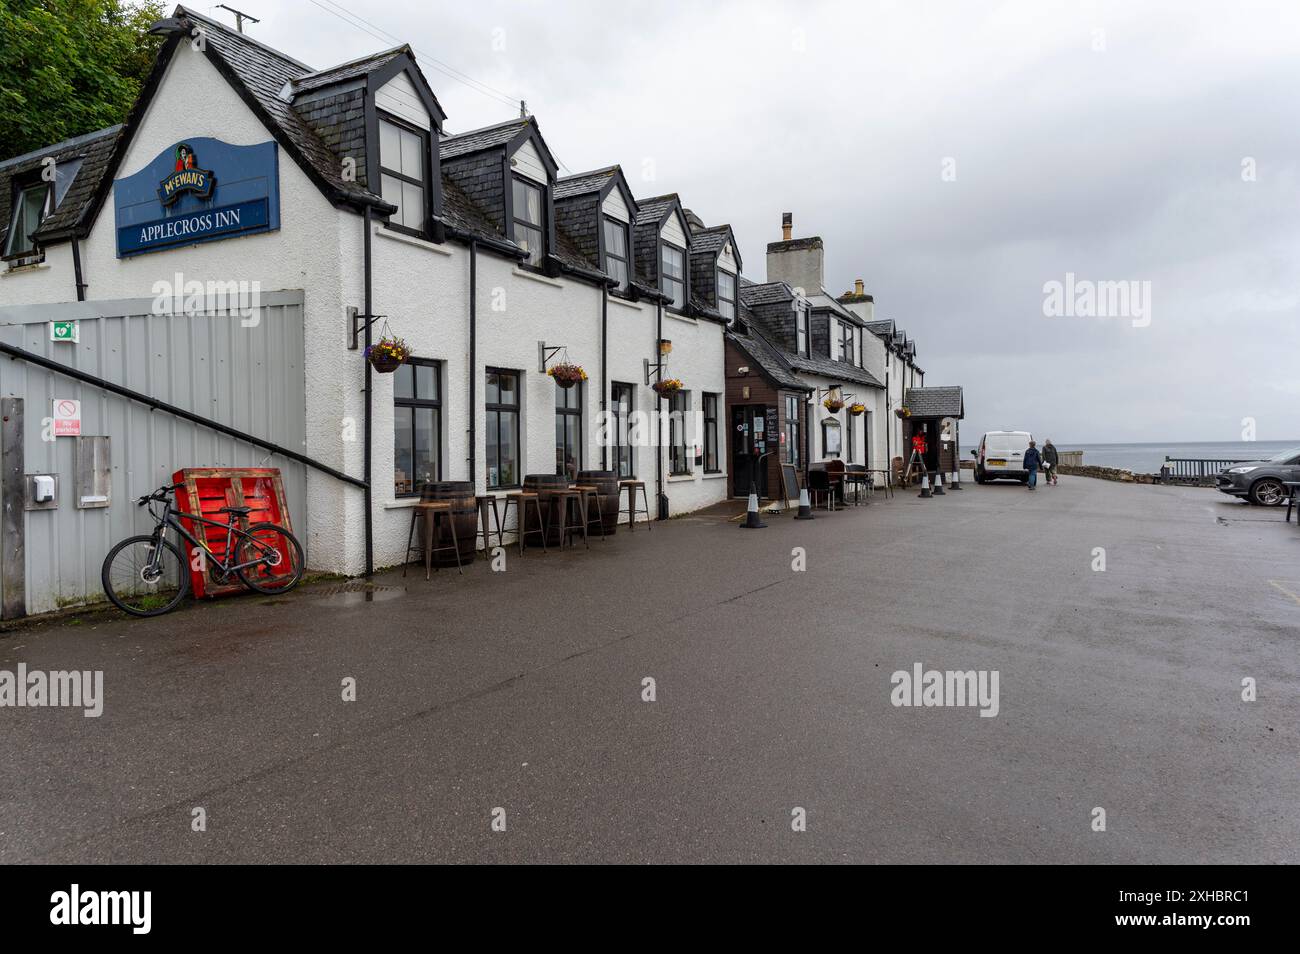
[600,286,608,470]
[70,238,87,301]
[656,301,666,519]
[468,241,477,487]
[363,205,374,577]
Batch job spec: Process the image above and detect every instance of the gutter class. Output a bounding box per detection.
[70,238,87,301]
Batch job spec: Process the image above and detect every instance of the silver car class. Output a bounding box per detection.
[1215,446,1300,505]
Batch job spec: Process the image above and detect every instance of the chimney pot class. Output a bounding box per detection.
[854,278,864,296]
[781,212,792,242]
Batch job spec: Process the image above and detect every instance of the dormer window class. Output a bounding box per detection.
[512,177,545,267]
[603,216,630,291]
[4,179,51,264]
[796,306,809,356]
[379,116,429,234]
[661,244,686,310]
[717,271,736,321]
[838,321,855,365]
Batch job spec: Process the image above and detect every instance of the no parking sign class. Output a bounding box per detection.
[52,398,81,437]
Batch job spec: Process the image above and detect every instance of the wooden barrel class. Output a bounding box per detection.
[522,473,569,547]
[576,470,620,536]
[417,481,478,566]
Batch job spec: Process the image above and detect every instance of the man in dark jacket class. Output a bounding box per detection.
[1042,439,1060,485]
[1023,440,1042,490]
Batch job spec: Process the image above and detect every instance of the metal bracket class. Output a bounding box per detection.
[348,307,385,351]
[538,341,565,373]
[643,357,666,385]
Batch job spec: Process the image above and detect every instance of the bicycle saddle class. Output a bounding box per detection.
[218,505,252,515]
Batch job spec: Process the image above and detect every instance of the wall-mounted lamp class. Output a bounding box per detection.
[659,339,673,356]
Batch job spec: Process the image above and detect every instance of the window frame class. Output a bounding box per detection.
[822,418,842,458]
[377,113,431,238]
[785,394,802,469]
[611,382,636,479]
[485,368,522,490]
[554,378,583,480]
[3,177,52,264]
[795,306,809,357]
[702,392,720,473]
[716,269,736,322]
[668,390,691,475]
[603,216,631,292]
[838,321,855,365]
[511,175,546,268]
[393,358,442,498]
[661,243,687,313]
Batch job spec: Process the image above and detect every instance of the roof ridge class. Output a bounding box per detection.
[441,116,528,140]
[294,43,408,82]
[176,6,315,72]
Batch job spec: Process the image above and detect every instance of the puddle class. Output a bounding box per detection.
[310,582,407,607]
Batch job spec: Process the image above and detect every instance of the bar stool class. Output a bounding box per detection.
[475,494,504,555]
[573,484,607,540]
[620,479,651,531]
[550,489,589,550]
[400,501,462,580]
[502,491,547,555]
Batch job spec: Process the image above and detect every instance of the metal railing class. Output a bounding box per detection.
[1161,457,1252,486]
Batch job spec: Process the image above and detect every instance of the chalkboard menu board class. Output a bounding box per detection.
[781,463,800,502]
[765,407,780,443]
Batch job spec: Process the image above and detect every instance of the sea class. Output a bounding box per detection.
[959,440,1300,475]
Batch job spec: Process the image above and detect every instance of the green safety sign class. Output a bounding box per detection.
[50,320,78,343]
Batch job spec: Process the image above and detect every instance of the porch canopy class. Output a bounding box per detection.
[902,386,965,479]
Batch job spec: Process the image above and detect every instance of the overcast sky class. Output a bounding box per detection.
[228,0,1300,444]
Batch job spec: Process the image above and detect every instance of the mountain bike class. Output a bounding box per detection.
[101,482,304,617]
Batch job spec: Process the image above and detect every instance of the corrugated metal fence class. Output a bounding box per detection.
[0,290,307,616]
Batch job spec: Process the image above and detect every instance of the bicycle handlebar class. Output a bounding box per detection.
[136,482,185,507]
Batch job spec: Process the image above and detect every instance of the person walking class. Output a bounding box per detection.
[1042,439,1060,486]
[1023,440,1043,490]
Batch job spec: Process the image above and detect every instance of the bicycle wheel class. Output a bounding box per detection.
[235,524,305,594]
[101,535,190,617]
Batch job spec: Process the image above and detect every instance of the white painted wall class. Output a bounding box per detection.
[602,187,630,223]
[718,242,738,275]
[510,139,548,184]
[376,71,431,130]
[660,209,687,249]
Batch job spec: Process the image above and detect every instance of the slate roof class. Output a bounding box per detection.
[740,280,797,306]
[0,125,121,247]
[634,193,678,227]
[554,167,617,200]
[726,320,807,391]
[439,118,529,159]
[904,386,964,419]
[690,225,730,255]
[439,173,516,248]
[864,319,895,336]
[788,353,884,389]
[290,45,406,93]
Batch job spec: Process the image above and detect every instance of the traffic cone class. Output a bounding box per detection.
[950,468,963,490]
[739,489,768,529]
[794,487,815,520]
[918,473,932,498]
[932,473,946,495]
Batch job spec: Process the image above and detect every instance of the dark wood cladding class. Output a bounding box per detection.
[724,339,806,499]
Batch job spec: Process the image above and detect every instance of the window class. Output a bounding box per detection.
[669,390,690,474]
[379,116,428,234]
[4,180,51,262]
[604,217,630,291]
[846,409,856,462]
[555,379,582,480]
[795,307,809,356]
[393,360,441,496]
[717,270,736,322]
[486,370,521,489]
[838,322,855,364]
[512,177,545,267]
[661,244,686,310]
[783,395,802,468]
[611,382,635,478]
[702,393,720,473]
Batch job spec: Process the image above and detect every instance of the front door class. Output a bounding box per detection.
[731,404,769,497]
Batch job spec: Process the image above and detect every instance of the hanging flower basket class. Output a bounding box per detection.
[849,402,866,417]
[652,378,683,399]
[366,334,410,374]
[823,396,845,414]
[547,361,588,389]
[895,406,912,419]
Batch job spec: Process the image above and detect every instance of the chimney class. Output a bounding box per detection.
[767,211,824,294]
[854,278,864,296]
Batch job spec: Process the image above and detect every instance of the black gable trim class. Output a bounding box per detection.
[368,51,446,129]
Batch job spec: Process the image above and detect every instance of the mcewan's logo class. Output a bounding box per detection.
[157,142,215,206]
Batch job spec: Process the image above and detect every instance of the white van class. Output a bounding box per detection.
[974,430,1034,483]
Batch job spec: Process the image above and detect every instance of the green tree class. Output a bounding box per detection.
[0,0,164,159]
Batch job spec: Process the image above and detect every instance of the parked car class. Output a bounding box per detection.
[1215,446,1300,505]
[973,430,1034,483]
